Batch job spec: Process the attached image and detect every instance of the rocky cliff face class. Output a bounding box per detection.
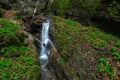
[0,0,51,16]
[47,0,120,36]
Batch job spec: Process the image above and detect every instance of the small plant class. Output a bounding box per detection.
[115,40,120,47]
[65,19,78,26]
[0,58,12,68]
[110,46,117,52]
[96,58,116,77]
[0,18,19,36]
[19,56,34,65]
[1,45,18,57]
[19,46,32,54]
[0,46,32,57]
[99,41,107,47]
[0,18,21,46]
[112,52,120,60]
[14,12,21,20]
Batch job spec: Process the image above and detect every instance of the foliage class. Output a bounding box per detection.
[112,52,120,60]
[47,0,70,16]
[111,46,117,52]
[107,1,120,18]
[0,58,12,68]
[96,58,116,77]
[19,56,34,65]
[0,18,40,79]
[58,0,70,15]
[0,18,19,36]
[0,18,23,46]
[0,45,32,57]
[115,40,120,47]
[14,12,22,19]
[47,0,101,15]
[0,45,40,79]
[54,16,80,62]
[54,16,119,79]
[79,0,101,15]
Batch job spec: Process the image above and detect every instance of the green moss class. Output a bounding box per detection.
[14,12,22,20]
[80,0,101,15]
[0,18,40,79]
[0,45,32,57]
[0,18,22,46]
[107,1,120,18]
[47,0,101,16]
[54,16,119,79]
[0,46,40,79]
[111,46,118,52]
[115,40,120,47]
[0,18,19,35]
[96,58,116,77]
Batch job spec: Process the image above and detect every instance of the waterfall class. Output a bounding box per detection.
[39,19,53,70]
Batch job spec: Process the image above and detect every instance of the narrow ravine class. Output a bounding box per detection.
[40,19,57,80]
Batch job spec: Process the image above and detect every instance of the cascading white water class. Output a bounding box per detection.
[40,20,53,70]
[39,20,57,80]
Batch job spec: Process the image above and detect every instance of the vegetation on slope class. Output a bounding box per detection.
[47,0,120,36]
[0,18,40,80]
[53,16,120,80]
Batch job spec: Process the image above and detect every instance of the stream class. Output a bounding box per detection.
[39,20,57,80]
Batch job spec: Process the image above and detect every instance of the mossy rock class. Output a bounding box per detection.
[51,16,120,80]
[0,18,41,80]
[0,18,23,46]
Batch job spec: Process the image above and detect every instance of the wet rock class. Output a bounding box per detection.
[22,14,46,40]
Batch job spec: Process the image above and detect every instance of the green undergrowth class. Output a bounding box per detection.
[0,18,22,46]
[0,18,40,80]
[96,58,116,77]
[14,12,22,20]
[54,16,120,79]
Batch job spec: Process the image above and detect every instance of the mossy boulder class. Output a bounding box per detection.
[50,16,120,80]
[0,18,41,80]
